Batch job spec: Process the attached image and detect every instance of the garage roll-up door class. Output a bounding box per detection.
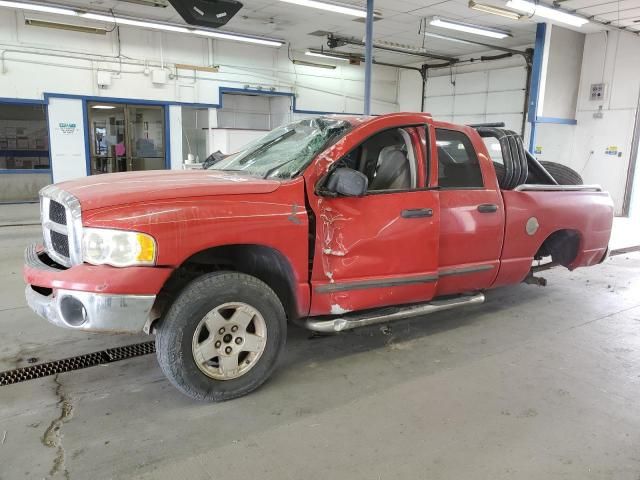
[424,66,527,135]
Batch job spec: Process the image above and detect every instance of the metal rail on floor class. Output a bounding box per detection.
[1,245,638,387]
[0,341,155,386]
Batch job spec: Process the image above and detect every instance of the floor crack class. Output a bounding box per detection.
[41,373,74,479]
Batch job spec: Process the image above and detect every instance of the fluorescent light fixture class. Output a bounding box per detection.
[424,32,477,45]
[0,0,76,15]
[91,105,116,109]
[429,16,511,39]
[25,18,108,33]
[85,12,284,45]
[117,0,168,7]
[305,50,350,61]
[81,13,191,33]
[192,29,283,47]
[505,0,588,26]
[279,0,366,18]
[292,59,336,69]
[469,0,522,20]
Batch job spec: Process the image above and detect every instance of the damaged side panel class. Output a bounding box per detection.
[308,191,440,316]
[302,114,441,317]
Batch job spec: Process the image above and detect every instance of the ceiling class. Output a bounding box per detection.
[563,0,640,32]
[23,0,634,64]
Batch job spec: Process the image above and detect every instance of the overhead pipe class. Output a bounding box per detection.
[328,34,457,62]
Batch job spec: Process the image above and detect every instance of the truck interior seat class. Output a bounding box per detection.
[437,146,483,188]
[370,146,411,190]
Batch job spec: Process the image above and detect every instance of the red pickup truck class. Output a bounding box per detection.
[24,113,613,401]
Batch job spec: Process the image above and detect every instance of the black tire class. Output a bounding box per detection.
[539,161,583,185]
[155,271,287,402]
[493,161,506,188]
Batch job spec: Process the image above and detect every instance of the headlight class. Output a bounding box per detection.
[82,228,156,267]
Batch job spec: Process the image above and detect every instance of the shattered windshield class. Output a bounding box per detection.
[208,117,351,179]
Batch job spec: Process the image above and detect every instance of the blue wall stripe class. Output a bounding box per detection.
[534,116,578,125]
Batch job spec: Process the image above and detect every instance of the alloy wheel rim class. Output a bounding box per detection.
[191,302,267,380]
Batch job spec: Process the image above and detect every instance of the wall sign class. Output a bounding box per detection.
[58,123,77,135]
[604,146,621,157]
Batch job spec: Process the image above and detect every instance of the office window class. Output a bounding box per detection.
[0,104,50,170]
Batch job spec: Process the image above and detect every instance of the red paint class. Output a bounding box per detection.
[25,113,614,319]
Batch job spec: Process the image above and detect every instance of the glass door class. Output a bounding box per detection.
[88,102,165,174]
[127,105,165,171]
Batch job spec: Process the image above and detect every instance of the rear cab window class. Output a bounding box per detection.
[436,128,484,189]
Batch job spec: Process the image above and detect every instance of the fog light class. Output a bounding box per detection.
[59,296,88,327]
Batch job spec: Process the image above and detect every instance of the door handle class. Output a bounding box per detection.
[477,204,498,213]
[401,208,433,218]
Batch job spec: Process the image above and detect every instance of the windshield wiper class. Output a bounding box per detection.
[239,129,296,165]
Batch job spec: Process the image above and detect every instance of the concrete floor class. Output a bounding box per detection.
[1,222,639,479]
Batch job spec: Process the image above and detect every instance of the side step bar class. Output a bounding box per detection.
[300,293,485,333]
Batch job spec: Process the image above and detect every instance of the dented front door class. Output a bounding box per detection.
[305,127,440,317]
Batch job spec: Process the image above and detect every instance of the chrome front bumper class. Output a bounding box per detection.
[24,244,156,333]
[25,286,156,333]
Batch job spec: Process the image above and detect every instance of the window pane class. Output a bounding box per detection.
[0,104,50,170]
[338,127,418,192]
[436,129,483,188]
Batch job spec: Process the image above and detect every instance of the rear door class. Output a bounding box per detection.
[306,125,440,316]
[432,125,504,295]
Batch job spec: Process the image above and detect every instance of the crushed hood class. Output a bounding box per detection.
[57,170,282,210]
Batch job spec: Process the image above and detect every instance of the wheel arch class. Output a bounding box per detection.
[534,228,583,268]
[148,244,300,333]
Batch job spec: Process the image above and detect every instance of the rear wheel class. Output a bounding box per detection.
[156,271,287,401]
[539,161,583,185]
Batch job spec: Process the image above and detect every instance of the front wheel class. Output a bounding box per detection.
[156,272,287,401]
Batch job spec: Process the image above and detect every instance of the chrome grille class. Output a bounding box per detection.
[49,200,67,225]
[50,231,70,258]
[40,185,83,267]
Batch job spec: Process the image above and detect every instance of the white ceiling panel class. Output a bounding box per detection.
[24,0,623,64]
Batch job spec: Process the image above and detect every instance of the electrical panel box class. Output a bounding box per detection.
[590,83,605,101]
[96,71,112,88]
[151,69,168,85]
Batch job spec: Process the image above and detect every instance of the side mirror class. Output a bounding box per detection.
[323,168,368,197]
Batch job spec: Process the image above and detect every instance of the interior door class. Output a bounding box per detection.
[307,126,440,316]
[87,102,165,174]
[432,125,504,295]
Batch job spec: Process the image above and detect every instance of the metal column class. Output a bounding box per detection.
[363,0,374,115]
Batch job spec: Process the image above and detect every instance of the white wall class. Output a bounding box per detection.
[571,31,640,215]
[0,10,399,114]
[532,28,639,215]
[168,105,183,170]
[531,25,584,183]
[540,26,585,119]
